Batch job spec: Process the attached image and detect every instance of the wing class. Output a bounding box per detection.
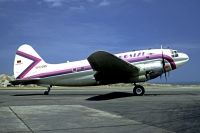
[87,51,139,84]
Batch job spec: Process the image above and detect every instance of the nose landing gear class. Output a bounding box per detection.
[133,84,145,96]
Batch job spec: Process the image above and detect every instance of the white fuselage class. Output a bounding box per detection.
[19,49,188,86]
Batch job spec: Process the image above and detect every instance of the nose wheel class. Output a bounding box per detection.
[133,85,145,96]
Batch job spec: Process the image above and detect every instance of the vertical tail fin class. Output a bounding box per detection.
[14,44,46,79]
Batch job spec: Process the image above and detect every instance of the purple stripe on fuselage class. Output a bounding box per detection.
[126,54,176,70]
[23,54,176,79]
[16,51,41,79]
[23,66,92,79]
[27,69,73,79]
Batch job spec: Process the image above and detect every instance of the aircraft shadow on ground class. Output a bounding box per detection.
[87,92,134,101]
[86,92,173,101]
[12,93,103,96]
[12,93,44,96]
[11,92,161,98]
[12,92,135,98]
[12,92,136,99]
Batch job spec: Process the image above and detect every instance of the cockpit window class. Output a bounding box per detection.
[172,50,178,57]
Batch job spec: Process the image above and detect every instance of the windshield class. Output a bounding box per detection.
[172,50,178,57]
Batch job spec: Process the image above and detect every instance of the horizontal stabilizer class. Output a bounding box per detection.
[10,79,39,85]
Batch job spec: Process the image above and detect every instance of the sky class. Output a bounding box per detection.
[0,0,200,83]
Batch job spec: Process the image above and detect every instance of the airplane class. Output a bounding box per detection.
[11,44,189,95]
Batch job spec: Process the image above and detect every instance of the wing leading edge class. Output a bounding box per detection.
[87,51,139,84]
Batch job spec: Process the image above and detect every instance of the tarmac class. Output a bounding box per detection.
[0,85,200,133]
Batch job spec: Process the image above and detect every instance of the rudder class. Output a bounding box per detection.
[14,44,46,79]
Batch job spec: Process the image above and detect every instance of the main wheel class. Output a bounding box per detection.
[133,85,145,96]
[44,91,49,95]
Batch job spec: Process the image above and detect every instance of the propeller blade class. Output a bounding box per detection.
[164,72,167,81]
[162,51,166,72]
[161,51,167,81]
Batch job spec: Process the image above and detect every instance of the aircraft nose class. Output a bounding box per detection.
[182,53,189,62]
[175,53,189,68]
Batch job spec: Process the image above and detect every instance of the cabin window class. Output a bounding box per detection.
[133,53,136,57]
[130,54,132,57]
[72,68,76,72]
[142,52,145,56]
[137,52,141,57]
[124,55,127,58]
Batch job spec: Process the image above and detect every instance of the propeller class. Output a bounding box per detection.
[161,51,167,81]
[160,45,167,81]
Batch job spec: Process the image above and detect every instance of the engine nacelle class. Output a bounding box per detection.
[138,61,163,74]
[133,61,163,82]
[136,75,147,82]
[144,61,163,73]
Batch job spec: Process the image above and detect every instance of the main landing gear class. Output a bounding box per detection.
[44,85,52,95]
[133,83,145,96]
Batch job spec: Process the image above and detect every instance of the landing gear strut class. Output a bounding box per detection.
[44,85,52,95]
[133,84,145,96]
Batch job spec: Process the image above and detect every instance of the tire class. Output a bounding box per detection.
[133,85,145,96]
[44,91,49,95]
